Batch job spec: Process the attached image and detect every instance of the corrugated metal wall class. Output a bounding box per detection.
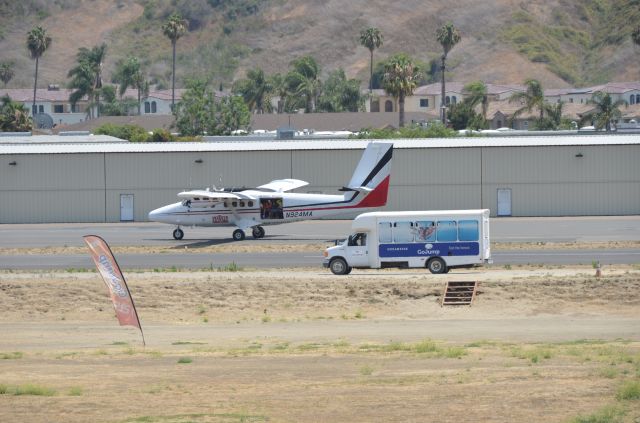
[0,143,638,223]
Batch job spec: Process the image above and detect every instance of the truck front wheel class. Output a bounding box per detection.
[427,257,447,274]
[329,258,351,275]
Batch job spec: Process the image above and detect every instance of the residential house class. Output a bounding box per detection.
[140,89,228,115]
[545,82,640,106]
[0,86,91,127]
[366,82,524,115]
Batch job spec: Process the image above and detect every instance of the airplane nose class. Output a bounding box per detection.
[148,208,160,222]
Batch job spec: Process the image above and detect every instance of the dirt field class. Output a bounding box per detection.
[1,266,640,422]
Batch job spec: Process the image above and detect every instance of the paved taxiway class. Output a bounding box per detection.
[1,216,639,269]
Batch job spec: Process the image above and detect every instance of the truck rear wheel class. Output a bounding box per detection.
[329,258,351,275]
[427,257,447,274]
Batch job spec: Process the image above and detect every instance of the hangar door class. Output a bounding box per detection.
[497,188,512,216]
[120,194,134,221]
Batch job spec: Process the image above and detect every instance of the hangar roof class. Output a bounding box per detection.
[1,135,639,155]
[0,134,125,145]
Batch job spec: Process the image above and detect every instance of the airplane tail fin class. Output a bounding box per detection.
[340,142,393,207]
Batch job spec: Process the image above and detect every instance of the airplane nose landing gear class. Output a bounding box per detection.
[173,227,184,240]
[232,229,246,241]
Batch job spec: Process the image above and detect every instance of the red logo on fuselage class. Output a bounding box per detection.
[212,215,229,224]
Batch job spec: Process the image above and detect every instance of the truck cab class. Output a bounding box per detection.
[323,232,370,275]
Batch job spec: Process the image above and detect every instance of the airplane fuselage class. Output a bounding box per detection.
[149,190,368,228]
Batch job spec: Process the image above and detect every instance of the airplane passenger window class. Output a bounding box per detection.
[239,201,245,207]
[248,201,253,207]
[232,201,238,207]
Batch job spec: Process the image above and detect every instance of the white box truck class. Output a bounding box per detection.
[323,210,492,275]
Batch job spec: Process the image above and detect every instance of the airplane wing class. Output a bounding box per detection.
[177,190,255,201]
[257,179,309,192]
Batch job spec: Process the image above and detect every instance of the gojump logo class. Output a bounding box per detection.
[99,255,128,298]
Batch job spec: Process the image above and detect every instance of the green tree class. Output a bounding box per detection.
[436,22,461,123]
[162,13,188,111]
[232,67,273,114]
[216,96,251,134]
[67,43,107,119]
[447,102,476,130]
[382,53,421,128]
[580,91,627,132]
[112,56,149,115]
[317,69,364,112]
[0,95,32,132]
[0,62,15,87]
[286,56,321,113]
[26,26,52,115]
[174,79,209,136]
[359,27,383,94]
[508,79,546,125]
[174,80,250,136]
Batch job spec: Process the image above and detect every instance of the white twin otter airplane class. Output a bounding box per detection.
[148,142,393,241]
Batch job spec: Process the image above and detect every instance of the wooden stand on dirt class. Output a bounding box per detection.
[441,281,478,306]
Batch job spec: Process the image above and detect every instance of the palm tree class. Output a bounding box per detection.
[632,26,640,46]
[382,53,421,127]
[162,13,188,111]
[581,91,627,132]
[67,44,107,119]
[508,79,546,124]
[544,101,565,129]
[0,95,32,132]
[26,26,52,116]
[286,56,321,113]
[463,81,488,120]
[113,57,149,115]
[232,68,273,114]
[359,27,384,94]
[436,23,461,124]
[0,62,15,87]
[268,73,288,114]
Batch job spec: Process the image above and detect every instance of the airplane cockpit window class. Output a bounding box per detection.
[181,199,192,207]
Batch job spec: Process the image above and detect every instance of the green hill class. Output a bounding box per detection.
[0,0,638,91]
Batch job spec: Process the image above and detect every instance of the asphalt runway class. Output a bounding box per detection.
[1,216,639,269]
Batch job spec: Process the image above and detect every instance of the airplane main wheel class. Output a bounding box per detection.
[427,257,447,274]
[329,258,351,275]
[232,229,246,241]
[173,228,184,240]
[252,226,265,239]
